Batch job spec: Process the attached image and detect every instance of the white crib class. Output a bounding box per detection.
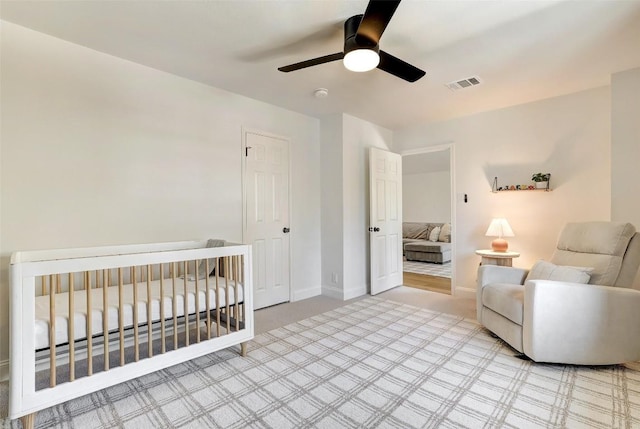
[9,240,253,429]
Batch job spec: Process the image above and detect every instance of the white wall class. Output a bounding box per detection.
[395,87,612,292]
[611,68,640,227]
[320,114,344,298]
[403,171,451,223]
[611,67,640,287]
[0,22,322,373]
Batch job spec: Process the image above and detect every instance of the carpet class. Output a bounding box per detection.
[404,260,451,278]
[2,297,639,428]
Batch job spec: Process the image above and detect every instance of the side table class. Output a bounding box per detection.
[475,249,520,267]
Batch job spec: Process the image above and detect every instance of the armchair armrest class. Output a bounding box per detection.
[477,265,529,288]
[476,265,528,323]
[523,280,640,364]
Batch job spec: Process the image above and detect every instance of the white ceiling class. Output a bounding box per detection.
[2,0,639,130]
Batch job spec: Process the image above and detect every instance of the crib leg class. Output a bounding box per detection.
[240,342,248,357]
[21,412,35,429]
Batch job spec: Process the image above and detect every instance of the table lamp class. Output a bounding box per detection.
[485,218,514,252]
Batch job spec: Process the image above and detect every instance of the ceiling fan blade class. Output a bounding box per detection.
[377,50,426,83]
[241,21,344,63]
[278,52,344,72]
[356,0,401,44]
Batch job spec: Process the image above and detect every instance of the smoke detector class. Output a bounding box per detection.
[445,76,483,91]
[314,88,329,98]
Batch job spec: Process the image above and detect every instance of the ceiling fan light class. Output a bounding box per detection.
[343,48,380,72]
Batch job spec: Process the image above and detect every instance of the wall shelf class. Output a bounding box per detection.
[491,175,552,193]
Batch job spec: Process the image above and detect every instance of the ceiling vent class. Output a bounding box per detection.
[446,76,483,91]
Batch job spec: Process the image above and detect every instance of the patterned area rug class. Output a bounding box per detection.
[2,297,639,428]
[404,260,452,278]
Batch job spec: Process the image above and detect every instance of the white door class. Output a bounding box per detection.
[369,147,403,295]
[243,130,290,309]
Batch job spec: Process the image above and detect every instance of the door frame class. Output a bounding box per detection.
[241,127,293,304]
[401,143,457,296]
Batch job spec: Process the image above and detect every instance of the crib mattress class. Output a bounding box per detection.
[34,277,243,350]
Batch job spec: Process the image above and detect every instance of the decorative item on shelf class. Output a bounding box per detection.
[491,176,552,192]
[485,218,515,252]
[531,173,551,190]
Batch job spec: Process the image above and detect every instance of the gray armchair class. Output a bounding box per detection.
[477,221,640,365]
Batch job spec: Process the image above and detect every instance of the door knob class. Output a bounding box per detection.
[374,227,380,232]
[283,227,290,233]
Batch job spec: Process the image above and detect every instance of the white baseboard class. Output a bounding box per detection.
[344,284,367,300]
[454,286,476,299]
[0,358,8,382]
[322,284,368,301]
[321,284,344,300]
[292,286,322,302]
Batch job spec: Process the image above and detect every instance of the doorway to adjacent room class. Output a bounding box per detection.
[401,145,454,295]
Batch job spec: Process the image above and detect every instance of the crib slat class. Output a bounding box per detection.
[103,270,109,370]
[234,256,239,331]
[147,264,153,357]
[86,271,93,376]
[215,258,221,338]
[68,273,75,381]
[160,263,166,354]
[184,261,189,347]
[118,268,125,366]
[195,260,200,344]
[133,266,139,362]
[205,259,211,340]
[172,262,178,350]
[49,274,56,388]
[240,255,245,324]
[237,256,242,327]
[225,257,230,333]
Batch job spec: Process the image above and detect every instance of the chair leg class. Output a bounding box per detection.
[240,342,248,357]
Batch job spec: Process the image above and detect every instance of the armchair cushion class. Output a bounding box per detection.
[552,222,636,285]
[525,260,592,284]
[482,283,524,325]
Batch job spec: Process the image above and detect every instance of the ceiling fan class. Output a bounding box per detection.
[277,0,426,83]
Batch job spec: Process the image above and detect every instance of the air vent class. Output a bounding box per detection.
[446,75,483,91]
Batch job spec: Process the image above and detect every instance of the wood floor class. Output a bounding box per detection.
[402,271,451,295]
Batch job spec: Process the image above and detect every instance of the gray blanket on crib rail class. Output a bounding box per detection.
[189,238,225,280]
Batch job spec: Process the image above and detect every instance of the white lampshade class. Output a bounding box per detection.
[485,218,515,238]
[485,218,514,252]
[343,48,380,72]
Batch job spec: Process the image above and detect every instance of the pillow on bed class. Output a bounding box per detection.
[428,226,441,242]
[525,260,593,284]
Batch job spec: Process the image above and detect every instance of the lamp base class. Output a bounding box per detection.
[491,238,509,252]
